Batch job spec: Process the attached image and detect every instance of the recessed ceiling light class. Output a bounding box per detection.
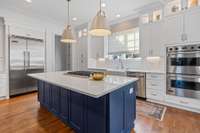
[83,28,87,32]
[101,3,106,8]
[116,14,121,18]
[25,0,32,3]
[72,17,77,21]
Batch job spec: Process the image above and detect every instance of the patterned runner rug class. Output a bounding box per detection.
[136,100,167,121]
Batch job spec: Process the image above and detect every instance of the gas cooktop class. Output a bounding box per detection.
[66,71,93,77]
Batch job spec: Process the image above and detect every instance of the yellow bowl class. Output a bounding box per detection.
[90,72,105,81]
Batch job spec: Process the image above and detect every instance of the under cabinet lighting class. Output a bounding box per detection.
[98,58,105,61]
[116,14,121,18]
[146,56,161,60]
[72,17,77,21]
[25,0,32,3]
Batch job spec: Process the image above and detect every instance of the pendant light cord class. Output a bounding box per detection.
[100,0,102,13]
[67,0,70,25]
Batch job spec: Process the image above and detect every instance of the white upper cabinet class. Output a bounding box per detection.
[140,24,151,57]
[9,25,45,40]
[150,22,164,56]
[163,13,184,45]
[140,21,164,57]
[77,35,88,70]
[185,7,200,43]
[88,36,104,59]
[163,7,200,45]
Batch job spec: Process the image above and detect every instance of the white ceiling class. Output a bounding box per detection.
[0,0,162,26]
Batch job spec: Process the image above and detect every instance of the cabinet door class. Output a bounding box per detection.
[163,13,184,45]
[151,22,164,57]
[89,36,104,59]
[85,96,107,133]
[60,89,69,123]
[43,83,51,109]
[51,86,60,116]
[185,8,200,43]
[109,89,124,133]
[124,84,136,132]
[78,36,88,70]
[140,22,164,57]
[68,91,85,133]
[140,24,151,57]
[37,81,44,103]
[10,26,44,40]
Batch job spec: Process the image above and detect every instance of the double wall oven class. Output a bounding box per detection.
[167,44,200,100]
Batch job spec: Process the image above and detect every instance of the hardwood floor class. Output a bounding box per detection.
[0,93,199,133]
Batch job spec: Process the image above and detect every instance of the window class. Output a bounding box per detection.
[108,28,140,59]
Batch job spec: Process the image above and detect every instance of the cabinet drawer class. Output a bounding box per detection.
[165,95,200,110]
[146,80,165,91]
[146,74,164,80]
[147,89,164,101]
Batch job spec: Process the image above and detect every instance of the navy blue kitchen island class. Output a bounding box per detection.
[37,80,136,133]
[30,72,137,133]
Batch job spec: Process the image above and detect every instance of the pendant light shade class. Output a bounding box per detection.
[61,25,76,43]
[61,0,76,43]
[89,0,111,36]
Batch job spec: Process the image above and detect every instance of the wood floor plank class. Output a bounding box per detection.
[0,93,199,133]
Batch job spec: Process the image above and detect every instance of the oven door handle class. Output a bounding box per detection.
[168,75,200,82]
[168,51,200,57]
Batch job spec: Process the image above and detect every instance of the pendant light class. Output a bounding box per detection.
[89,0,111,36]
[61,0,76,43]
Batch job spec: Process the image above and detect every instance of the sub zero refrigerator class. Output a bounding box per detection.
[9,35,45,96]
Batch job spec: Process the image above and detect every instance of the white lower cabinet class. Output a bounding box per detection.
[146,73,165,102]
[0,75,8,99]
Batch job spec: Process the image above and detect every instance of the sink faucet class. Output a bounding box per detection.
[119,58,124,70]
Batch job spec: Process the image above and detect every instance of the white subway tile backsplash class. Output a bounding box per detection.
[93,57,165,73]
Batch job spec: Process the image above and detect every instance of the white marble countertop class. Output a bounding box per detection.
[29,71,138,98]
[126,69,165,74]
[89,67,166,74]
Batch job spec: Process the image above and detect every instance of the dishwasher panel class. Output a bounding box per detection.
[127,72,146,98]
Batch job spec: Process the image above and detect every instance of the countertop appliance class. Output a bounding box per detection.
[127,72,146,98]
[167,44,200,100]
[9,35,45,96]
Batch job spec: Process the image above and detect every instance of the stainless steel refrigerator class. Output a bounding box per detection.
[9,35,45,96]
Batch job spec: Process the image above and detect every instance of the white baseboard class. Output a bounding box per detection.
[0,96,8,100]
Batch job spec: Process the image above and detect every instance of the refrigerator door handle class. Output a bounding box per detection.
[23,51,26,71]
[28,51,30,68]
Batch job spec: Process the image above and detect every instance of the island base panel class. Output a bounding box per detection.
[37,80,136,133]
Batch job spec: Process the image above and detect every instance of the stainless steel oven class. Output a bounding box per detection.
[167,44,200,100]
[167,74,200,99]
[167,45,200,75]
